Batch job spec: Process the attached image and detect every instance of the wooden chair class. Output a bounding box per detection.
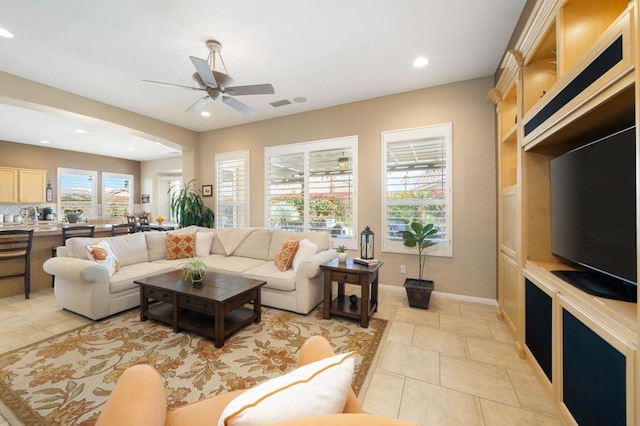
[112,223,135,236]
[0,230,34,299]
[138,216,150,232]
[52,225,95,286]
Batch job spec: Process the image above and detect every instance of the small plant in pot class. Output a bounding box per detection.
[336,245,348,262]
[181,257,206,283]
[402,221,438,309]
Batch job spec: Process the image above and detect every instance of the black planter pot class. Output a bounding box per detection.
[403,278,434,309]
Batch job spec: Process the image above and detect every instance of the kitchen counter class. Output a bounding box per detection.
[0,222,116,236]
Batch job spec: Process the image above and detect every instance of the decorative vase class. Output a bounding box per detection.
[403,278,434,309]
[66,213,81,223]
[338,252,347,262]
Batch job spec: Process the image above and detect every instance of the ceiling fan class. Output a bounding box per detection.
[143,40,274,116]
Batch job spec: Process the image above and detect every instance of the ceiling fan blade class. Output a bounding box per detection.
[222,96,256,116]
[142,79,203,90]
[189,56,218,88]
[225,83,275,96]
[186,95,212,112]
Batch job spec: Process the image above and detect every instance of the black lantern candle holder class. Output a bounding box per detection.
[360,226,374,259]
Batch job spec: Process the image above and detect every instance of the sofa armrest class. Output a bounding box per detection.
[296,249,337,279]
[43,256,110,282]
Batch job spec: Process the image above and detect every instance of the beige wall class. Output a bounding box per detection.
[0,140,141,207]
[198,77,498,299]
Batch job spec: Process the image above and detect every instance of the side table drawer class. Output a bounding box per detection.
[144,287,172,302]
[178,295,215,314]
[331,271,360,284]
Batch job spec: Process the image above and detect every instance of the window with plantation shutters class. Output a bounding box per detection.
[57,168,98,219]
[102,172,134,219]
[265,136,357,248]
[382,124,453,257]
[216,150,250,228]
[156,174,181,222]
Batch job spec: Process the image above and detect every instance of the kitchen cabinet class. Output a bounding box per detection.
[0,167,46,203]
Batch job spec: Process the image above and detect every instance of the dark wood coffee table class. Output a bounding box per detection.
[135,270,265,347]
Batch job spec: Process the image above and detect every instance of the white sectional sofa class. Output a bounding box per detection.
[43,226,336,320]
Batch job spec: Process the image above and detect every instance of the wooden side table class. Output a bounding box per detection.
[320,257,383,328]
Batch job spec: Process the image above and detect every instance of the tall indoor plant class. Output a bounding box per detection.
[402,221,438,309]
[170,179,214,228]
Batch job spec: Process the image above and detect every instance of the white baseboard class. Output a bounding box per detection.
[379,283,497,307]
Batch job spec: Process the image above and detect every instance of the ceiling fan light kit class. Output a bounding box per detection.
[144,39,274,117]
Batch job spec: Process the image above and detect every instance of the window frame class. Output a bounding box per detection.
[381,123,453,257]
[215,150,250,229]
[264,136,358,249]
[101,172,134,219]
[57,167,98,219]
[155,173,182,222]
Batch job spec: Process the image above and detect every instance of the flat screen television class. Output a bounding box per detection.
[550,126,637,303]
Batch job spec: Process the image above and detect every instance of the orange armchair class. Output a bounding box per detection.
[96,336,416,426]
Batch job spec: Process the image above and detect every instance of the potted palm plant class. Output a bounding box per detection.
[170,179,214,228]
[181,257,206,283]
[402,221,438,309]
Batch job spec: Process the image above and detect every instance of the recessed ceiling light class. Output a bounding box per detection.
[201,111,211,117]
[0,28,13,38]
[413,56,429,68]
[75,129,86,134]
[40,140,50,144]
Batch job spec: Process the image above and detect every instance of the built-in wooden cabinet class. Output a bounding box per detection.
[0,167,46,204]
[491,0,638,424]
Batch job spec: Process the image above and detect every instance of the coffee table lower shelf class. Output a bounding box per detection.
[146,302,256,343]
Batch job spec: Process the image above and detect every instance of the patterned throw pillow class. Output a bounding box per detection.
[86,240,120,276]
[166,232,196,260]
[274,237,300,271]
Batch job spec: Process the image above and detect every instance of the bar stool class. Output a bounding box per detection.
[51,225,95,286]
[112,223,135,236]
[0,229,34,299]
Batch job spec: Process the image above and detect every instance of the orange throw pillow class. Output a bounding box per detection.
[275,237,300,271]
[166,232,196,260]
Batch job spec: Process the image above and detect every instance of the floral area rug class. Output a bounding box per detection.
[0,306,386,425]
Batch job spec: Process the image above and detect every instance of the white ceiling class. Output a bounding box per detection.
[0,0,526,161]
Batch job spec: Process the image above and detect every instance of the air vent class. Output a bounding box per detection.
[270,99,292,108]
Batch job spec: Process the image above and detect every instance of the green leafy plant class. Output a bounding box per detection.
[181,257,206,283]
[170,179,214,228]
[402,221,438,282]
[336,245,347,253]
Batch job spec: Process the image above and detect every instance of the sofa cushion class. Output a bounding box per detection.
[218,351,355,426]
[166,232,196,260]
[292,238,318,271]
[243,262,296,291]
[145,231,168,261]
[67,237,104,259]
[232,228,273,260]
[108,233,149,266]
[86,240,120,276]
[109,262,173,294]
[204,256,266,276]
[275,237,299,271]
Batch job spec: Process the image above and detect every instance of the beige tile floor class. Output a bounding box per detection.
[0,287,563,425]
